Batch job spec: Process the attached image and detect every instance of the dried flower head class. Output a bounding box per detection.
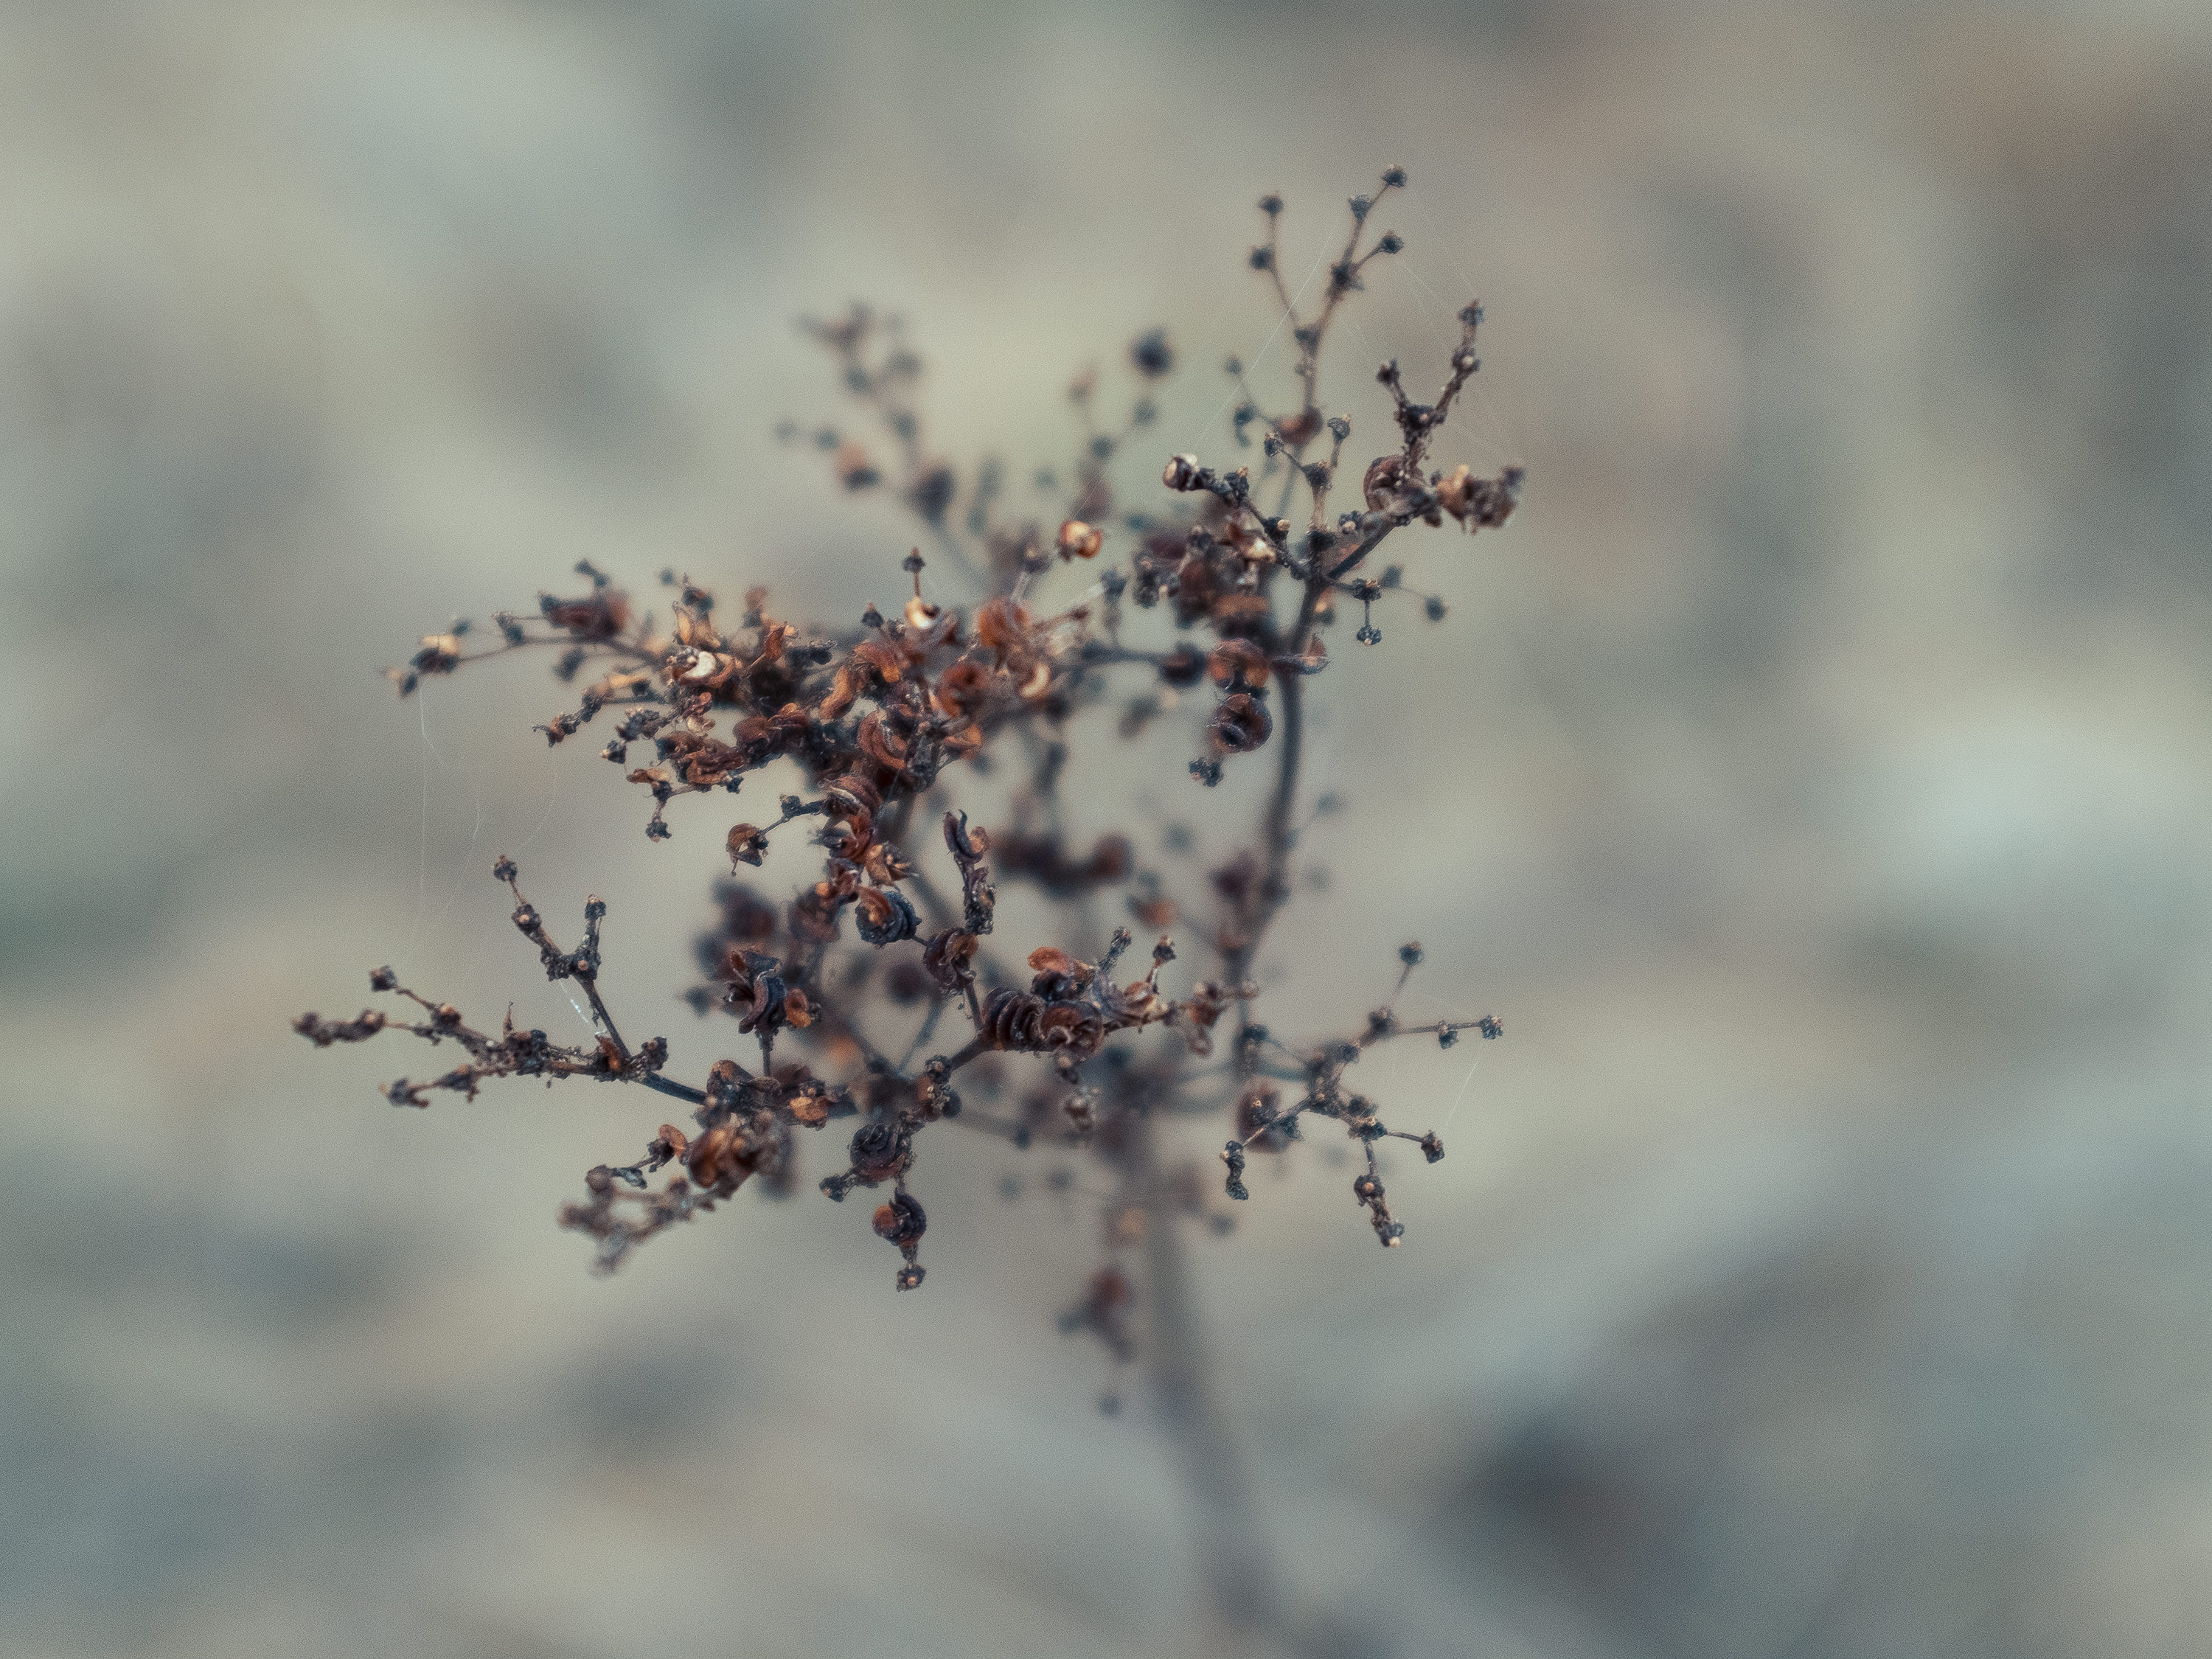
[301,170,1519,1390]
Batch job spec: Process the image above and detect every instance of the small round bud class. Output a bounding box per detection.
[1381,165,1408,187]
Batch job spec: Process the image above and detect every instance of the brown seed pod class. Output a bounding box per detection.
[850,639,904,683]
[848,1119,912,1184]
[1363,453,1408,509]
[1057,519,1104,560]
[922,928,978,990]
[1035,1004,1105,1058]
[726,823,768,868]
[542,589,630,638]
[689,1122,742,1187]
[1158,644,1206,688]
[1207,638,1270,691]
[823,772,881,824]
[931,660,991,719]
[975,597,1031,655]
[856,711,909,771]
[872,1191,927,1248]
[981,986,1046,1051]
[855,886,920,946]
[1208,692,1272,754]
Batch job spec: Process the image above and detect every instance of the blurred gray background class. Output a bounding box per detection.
[7,0,2212,1655]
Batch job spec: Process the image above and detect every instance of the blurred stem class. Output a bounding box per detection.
[1139,1111,1279,1647]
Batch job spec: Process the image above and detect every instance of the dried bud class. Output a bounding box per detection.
[1162,453,1202,492]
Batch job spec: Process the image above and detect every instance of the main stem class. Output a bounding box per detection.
[1138,543,1371,1646]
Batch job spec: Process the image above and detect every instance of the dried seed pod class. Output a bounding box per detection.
[1026,946,1085,988]
[855,886,920,946]
[921,928,978,990]
[975,597,1031,655]
[689,1122,741,1186]
[726,823,768,868]
[1208,692,1272,754]
[848,1119,912,1184]
[1363,453,1408,510]
[872,1191,928,1248]
[1208,639,1270,691]
[850,639,904,683]
[857,711,908,770]
[823,772,882,824]
[1162,453,1202,491]
[931,659,991,718]
[1057,519,1104,560]
[541,589,630,638]
[981,986,1046,1051]
[1158,644,1206,687]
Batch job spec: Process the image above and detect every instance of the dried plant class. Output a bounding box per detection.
[296,167,1520,1615]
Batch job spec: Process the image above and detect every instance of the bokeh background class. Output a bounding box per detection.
[7,1,2212,1655]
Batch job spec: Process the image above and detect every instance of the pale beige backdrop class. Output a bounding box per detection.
[6,1,2212,1656]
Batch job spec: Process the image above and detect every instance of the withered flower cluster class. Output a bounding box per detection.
[299,173,1517,1377]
